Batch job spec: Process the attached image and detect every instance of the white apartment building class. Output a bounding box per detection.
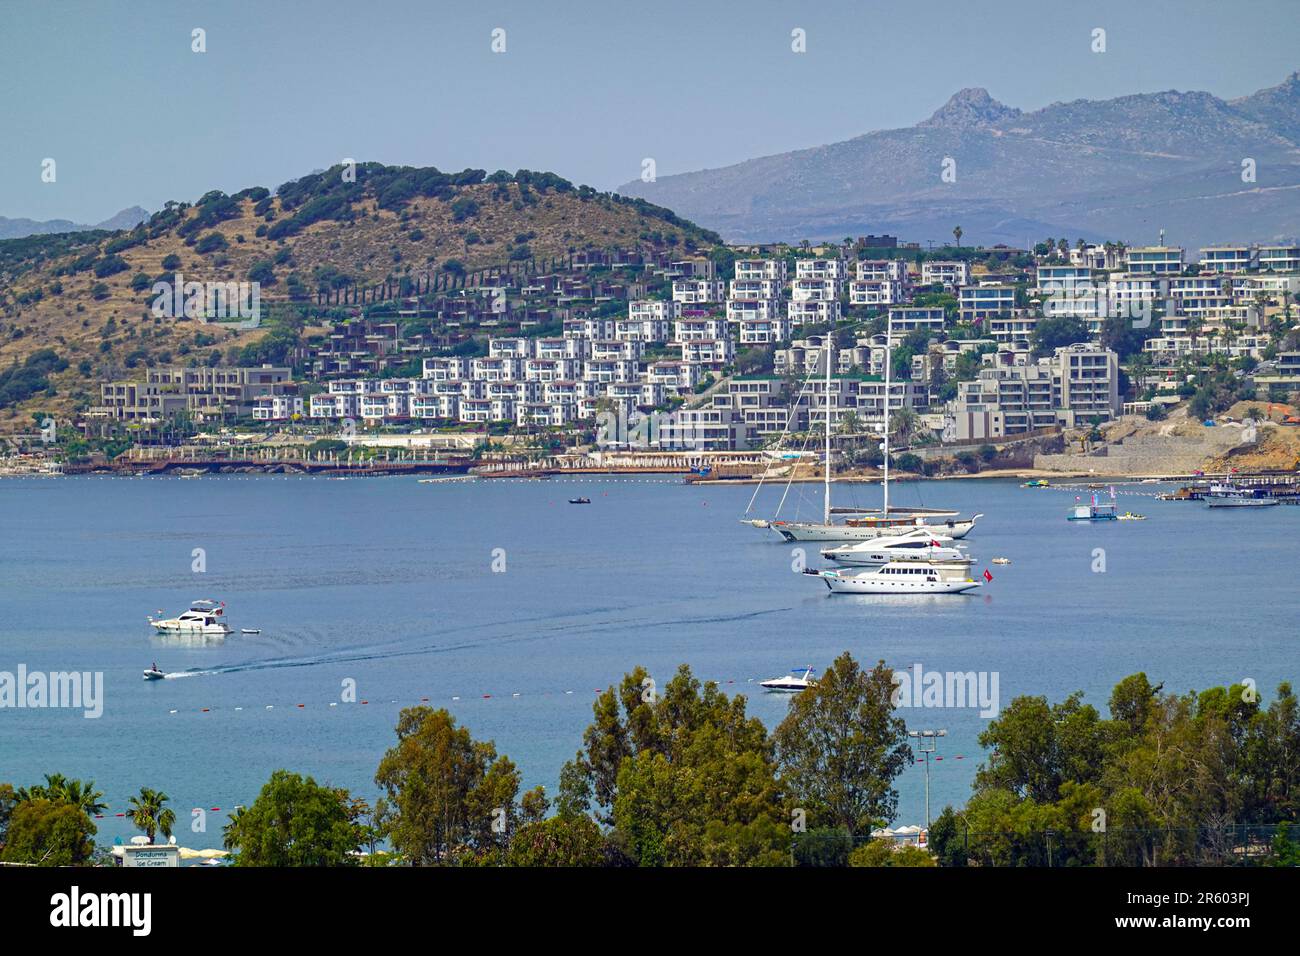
[958,285,1015,322]
[672,279,726,305]
[794,258,848,282]
[564,317,616,340]
[949,343,1119,439]
[1200,246,1254,273]
[887,307,946,333]
[787,299,841,325]
[848,279,907,306]
[674,317,729,341]
[680,338,734,365]
[728,278,784,301]
[591,339,645,362]
[646,361,702,391]
[791,277,840,302]
[1126,246,1184,275]
[734,259,787,283]
[921,260,970,289]
[1258,246,1300,272]
[422,357,468,381]
[738,317,792,344]
[726,297,782,323]
[251,395,304,421]
[614,317,670,343]
[856,259,909,283]
[629,299,679,322]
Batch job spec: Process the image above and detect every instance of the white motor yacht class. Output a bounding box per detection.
[1204,483,1279,508]
[820,528,961,566]
[805,559,984,595]
[760,666,818,692]
[149,600,231,635]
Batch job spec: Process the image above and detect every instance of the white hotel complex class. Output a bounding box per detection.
[289,240,1298,449]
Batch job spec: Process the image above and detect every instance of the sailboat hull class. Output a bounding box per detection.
[773,514,981,542]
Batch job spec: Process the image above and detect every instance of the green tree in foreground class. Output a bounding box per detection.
[224,770,361,866]
[849,839,936,867]
[562,664,789,866]
[0,798,96,866]
[774,653,911,836]
[375,707,521,865]
[505,814,607,867]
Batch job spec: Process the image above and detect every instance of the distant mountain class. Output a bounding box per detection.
[618,73,1300,250]
[0,206,148,241]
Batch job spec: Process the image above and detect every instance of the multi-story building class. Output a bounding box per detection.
[848,279,907,307]
[1126,246,1185,275]
[728,278,784,301]
[887,307,946,334]
[787,299,841,326]
[1200,246,1254,273]
[726,297,782,324]
[794,258,848,282]
[95,366,294,422]
[856,259,910,283]
[949,344,1119,439]
[1258,246,1300,272]
[921,260,970,290]
[733,259,787,283]
[671,279,726,305]
[958,285,1015,323]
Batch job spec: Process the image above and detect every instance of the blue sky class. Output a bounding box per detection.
[3,0,1298,222]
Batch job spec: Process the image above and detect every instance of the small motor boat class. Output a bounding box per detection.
[760,666,817,692]
[240,628,261,634]
[143,666,165,681]
[568,497,591,505]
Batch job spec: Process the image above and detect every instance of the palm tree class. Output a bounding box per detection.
[223,806,246,852]
[16,774,106,816]
[128,787,176,844]
[952,226,963,248]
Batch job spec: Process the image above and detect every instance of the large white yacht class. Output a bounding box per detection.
[149,600,231,635]
[804,559,984,595]
[820,529,964,566]
[1204,483,1279,508]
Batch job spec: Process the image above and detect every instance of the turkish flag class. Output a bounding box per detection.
[983,569,993,582]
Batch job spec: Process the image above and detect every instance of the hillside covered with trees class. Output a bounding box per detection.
[0,163,721,429]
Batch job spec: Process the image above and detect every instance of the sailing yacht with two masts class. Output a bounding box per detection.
[744,327,981,542]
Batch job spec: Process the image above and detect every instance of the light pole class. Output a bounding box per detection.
[909,729,947,829]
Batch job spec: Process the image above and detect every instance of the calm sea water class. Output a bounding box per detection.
[1,473,1296,848]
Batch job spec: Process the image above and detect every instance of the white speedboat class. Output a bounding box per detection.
[805,559,983,594]
[760,666,817,692]
[149,600,231,635]
[143,665,165,681]
[820,529,962,566]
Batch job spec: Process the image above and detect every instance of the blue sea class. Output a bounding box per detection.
[1,474,1296,848]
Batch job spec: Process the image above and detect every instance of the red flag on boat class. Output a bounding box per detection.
[930,539,942,547]
[983,568,993,582]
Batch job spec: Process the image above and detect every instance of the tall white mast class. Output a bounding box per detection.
[882,316,891,516]
[823,334,832,524]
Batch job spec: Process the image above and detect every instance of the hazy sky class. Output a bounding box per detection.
[3,0,1299,223]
